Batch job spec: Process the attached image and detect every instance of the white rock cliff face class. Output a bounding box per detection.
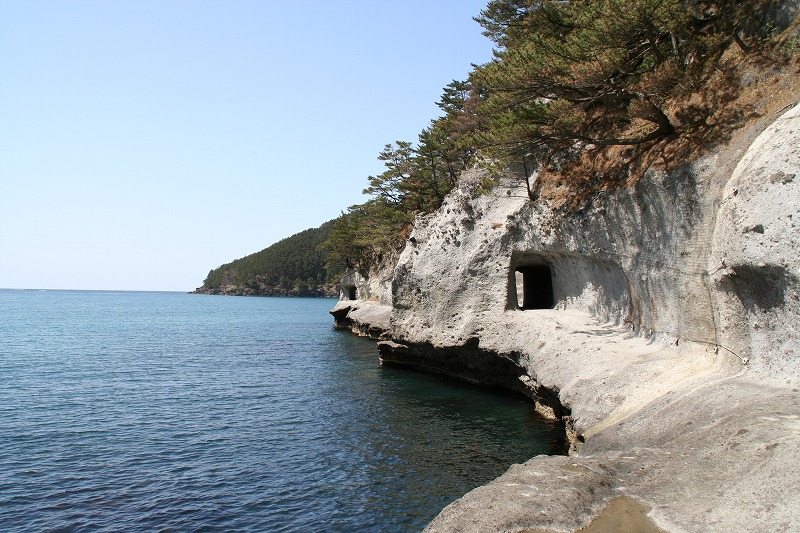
[710,106,800,383]
[336,104,800,532]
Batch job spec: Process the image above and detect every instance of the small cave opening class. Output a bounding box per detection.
[343,285,357,301]
[721,263,796,312]
[516,264,554,310]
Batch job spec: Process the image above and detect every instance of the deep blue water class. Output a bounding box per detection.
[0,290,564,532]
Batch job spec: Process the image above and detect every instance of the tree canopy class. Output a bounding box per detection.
[473,0,782,159]
[199,222,337,296]
[321,0,793,273]
[321,83,480,274]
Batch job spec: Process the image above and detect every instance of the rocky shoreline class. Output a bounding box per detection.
[329,299,392,339]
[331,103,800,532]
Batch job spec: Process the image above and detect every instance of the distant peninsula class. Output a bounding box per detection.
[193,223,339,297]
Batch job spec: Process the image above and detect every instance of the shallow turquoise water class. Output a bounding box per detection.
[0,290,564,532]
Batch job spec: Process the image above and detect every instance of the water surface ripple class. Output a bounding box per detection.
[0,290,564,531]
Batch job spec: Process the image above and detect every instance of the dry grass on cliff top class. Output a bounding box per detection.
[537,38,800,210]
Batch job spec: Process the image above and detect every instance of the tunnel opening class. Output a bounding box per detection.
[343,285,357,301]
[516,264,554,310]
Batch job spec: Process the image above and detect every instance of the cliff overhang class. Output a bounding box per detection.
[378,338,570,422]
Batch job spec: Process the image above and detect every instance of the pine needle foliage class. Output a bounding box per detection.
[473,0,777,163]
[201,223,336,296]
[321,83,480,274]
[321,0,791,273]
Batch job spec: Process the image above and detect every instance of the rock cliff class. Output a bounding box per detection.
[332,103,800,532]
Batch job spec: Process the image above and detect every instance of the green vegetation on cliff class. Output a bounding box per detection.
[322,0,797,271]
[196,0,796,293]
[198,222,339,296]
[319,82,478,275]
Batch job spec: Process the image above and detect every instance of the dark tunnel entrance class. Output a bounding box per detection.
[517,264,554,309]
[344,285,357,300]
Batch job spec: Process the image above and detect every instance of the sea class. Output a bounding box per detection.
[0,289,565,532]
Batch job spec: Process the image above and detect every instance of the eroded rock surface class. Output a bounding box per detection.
[330,299,391,339]
[331,104,800,532]
[414,107,800,532]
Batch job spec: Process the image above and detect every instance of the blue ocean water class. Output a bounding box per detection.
[0,290,564,532]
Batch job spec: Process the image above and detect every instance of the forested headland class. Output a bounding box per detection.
[194,223,339,297]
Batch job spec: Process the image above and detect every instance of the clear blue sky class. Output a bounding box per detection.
[0,1,494,291]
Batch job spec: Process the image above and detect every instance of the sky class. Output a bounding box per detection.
[0,1,495,291]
